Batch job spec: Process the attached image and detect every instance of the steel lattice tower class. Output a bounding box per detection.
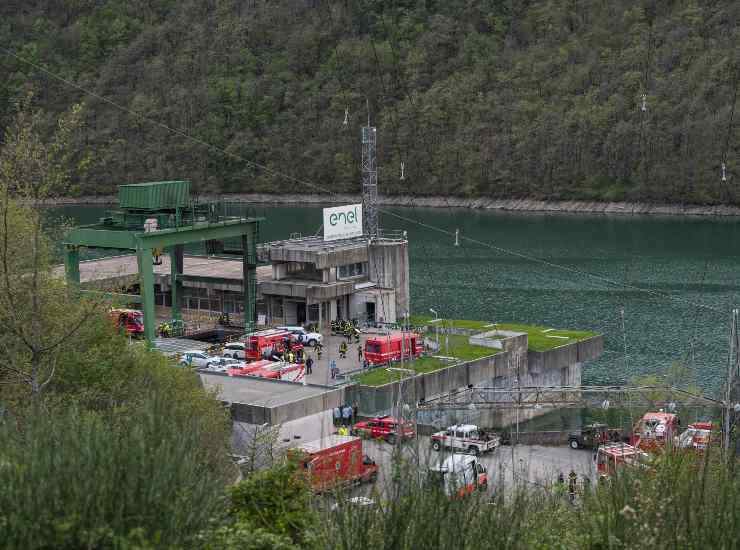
[361,125,379,239]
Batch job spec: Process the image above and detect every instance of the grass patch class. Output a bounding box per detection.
[409,315,492,331]
[495,323,599,351]
[410,315,599,352]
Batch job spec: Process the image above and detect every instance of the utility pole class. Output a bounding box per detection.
[361,101,379,240]
[723,309,739,455]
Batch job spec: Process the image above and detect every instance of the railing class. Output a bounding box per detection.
[376,229,407,242]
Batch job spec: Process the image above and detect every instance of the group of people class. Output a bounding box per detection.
[333,403,358,436]
[331,319,361,343]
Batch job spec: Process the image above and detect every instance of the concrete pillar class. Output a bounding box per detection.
[169,244,184,321]
[63,244,80,290]
[318,299,323,329]
[136,246,156,344]
[330,299,338,321]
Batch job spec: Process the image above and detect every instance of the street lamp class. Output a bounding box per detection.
[429,308,443,351]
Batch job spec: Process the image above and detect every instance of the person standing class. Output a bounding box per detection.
[339,341,348,359]
[330,359,338,379]
[333,406,341,427]
[342,404,352,426]
[357,345,363,363]
[305,355,313,375]
[568,470,577,503]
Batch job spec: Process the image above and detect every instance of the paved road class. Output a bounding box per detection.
[302,333,370,386]
[348,436,596,499]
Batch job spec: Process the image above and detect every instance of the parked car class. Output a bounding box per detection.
[277,326,323,347]
[222,342,247,360]
[567,423,623,450]
[179,350,216,368]
[352,416,415,444]
[204,357,245,373]
[431,424,500,455]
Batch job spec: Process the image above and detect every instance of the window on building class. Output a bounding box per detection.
[338,262,367,279]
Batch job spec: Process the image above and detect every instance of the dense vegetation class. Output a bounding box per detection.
[2,1,739,204]
[318,450,740,550]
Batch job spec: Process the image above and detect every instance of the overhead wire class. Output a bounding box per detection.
[1,45,727,317]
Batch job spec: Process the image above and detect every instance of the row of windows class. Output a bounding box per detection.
[154,293,251,313]
[338,262,366,279]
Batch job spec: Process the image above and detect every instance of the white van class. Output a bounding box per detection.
[429,454,488,498]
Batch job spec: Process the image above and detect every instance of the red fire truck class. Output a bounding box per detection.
[109,308,144,337]
[630,412,680,452]
[364,332,424,365]
[290,435,378,492]
[596,442,652,478]
[244,329,302,361]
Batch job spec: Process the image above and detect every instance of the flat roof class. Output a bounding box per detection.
[199,372,335,408]
[53,254,272,284]
[266,235,369,253]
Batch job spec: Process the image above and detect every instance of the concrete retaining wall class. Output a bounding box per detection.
[526,335,603,376]
[346,352,510,417]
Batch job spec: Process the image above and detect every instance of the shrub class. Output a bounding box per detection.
[0,396,229,549]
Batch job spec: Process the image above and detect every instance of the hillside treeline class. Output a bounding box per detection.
[1,0,739,204]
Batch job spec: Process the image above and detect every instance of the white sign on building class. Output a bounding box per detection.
[323,204,363,241]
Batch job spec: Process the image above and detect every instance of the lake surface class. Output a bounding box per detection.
[50,204,740,394]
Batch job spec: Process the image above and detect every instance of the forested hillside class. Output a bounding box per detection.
[1,0,739,204]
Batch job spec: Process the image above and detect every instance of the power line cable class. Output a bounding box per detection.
[1,46,726,316]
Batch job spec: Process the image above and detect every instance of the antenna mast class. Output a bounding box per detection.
[362,100,379,239]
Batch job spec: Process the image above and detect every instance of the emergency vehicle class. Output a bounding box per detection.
[289,435,378,492]
[630,411,680,452]
[596,442,652,478]
[431,424,500,455]
[109,308,144,336]
[677,422,713,451]
[364,332,424,365]
[352,416,415,444]
[429,454,488,498]
[227,359,277,377]
[244,329,302,361]
[251,362,304,382]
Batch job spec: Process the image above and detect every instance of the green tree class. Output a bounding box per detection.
[227,463,314,545]
[0,96,98,401]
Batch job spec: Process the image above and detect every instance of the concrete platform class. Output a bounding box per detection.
[199,372,344,425]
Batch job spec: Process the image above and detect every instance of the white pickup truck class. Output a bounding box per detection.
[430,424,500,456]
[277,326,323,347]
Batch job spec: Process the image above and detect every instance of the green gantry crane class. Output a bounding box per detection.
[63,180,262,344]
